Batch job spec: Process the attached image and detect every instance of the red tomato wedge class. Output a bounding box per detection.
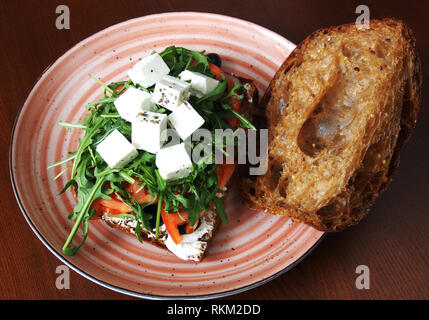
[90,179,153,218]
[93,198,132,214]
[115,84,125,93]
[208,63,240,127]
[161,209,184,244]
[208,63,240,187]
[208,63,235,90]
[125,178,153,204]
[185,219,199,234]
[161,208,205,244]
[106,84,126,97]
[217,163,237,190]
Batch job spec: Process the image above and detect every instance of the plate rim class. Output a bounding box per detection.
[9,11,325,300]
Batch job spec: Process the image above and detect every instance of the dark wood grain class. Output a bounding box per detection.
[0,0,428,300]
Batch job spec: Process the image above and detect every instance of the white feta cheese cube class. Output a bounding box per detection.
[96,129,138,168]
[179,70,219,95]
[156,143,193,180]
[132,111,167,153]
[168,101,205,140]
[152,75,191,111]
[113,88,156,122]
[128,53,170,88]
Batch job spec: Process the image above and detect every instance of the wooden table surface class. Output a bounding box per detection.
[1,0,428,300]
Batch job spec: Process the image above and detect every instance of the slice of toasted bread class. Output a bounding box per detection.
[241,18,422,231]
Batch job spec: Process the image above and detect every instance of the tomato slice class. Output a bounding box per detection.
[208,63,241,127]
[161,208,205,244]
[126,178,153,204]
[106,84,126,97]
[203,63,240,188]
[208,63,235,90]
[90,179,153,218]
[93,198,132,214]
[115,84,125,94]
[161,209,184,244]
[217,163,237,190]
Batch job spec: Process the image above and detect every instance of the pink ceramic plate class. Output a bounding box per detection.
[10,12,325,299]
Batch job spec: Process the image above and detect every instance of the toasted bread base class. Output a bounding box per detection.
[102,205,221,262]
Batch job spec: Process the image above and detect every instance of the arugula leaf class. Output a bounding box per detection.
[48,154,76,169]
[213,197,228,224]
[197,75,228,103]
[62,172,108,254]
[159,46,210,77]
[155,194,163,238]
[115,191,152,231]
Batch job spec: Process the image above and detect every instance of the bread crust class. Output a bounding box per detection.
[241,18,422,231]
